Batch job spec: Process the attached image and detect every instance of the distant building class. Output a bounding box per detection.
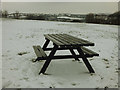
[19,15,27,19]
[8,14,14,18]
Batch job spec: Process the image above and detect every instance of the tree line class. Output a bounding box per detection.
[86,11,120,25]
[1,10,120,25]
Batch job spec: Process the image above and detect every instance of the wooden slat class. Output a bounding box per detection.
[56,34,76,44]
[33,46,42,57]
[33,46,47,58]
[64,34,94,46]
[61,34,84,44]
[81,47,99,56]
[45,34,77,46]
[51,34,94,46]
[51,34,83,46]
[50,34,70,45]
[37,46,47,57]
[48,34,66,45]
[57,34,80,45]
[44,34,63,46]
[37,54,96,60]
[44,34,94,46]
[65,34,90,43]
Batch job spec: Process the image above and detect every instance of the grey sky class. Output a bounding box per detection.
[2,2,118,14]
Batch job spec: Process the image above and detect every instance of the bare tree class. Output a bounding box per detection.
[2,10,8,18]
[13,11,20,19]
[86,13,94,23]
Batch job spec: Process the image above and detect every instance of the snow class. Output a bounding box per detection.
[2,18,118,88]
[57,16,84,20]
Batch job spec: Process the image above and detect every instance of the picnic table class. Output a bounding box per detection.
[33,34,99,75]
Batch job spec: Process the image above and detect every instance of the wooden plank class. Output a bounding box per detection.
[44,34,63,46]
[61,34,83,45]
[64,34,94,46]
[57,34,80,45]
[33,46,42,57]
[50,34,94,46]
[42,46,99,57]
[48,34,70,45]
[56,34,75,44]
[81,47,99,56]
[58,34,84,45]
[50,34,70,45]
[43,46,99,57]
[64,34,90,43]
[38,54,95,60]
[51,34,84,46]
[37,46,47,57]
[44,34,94,46]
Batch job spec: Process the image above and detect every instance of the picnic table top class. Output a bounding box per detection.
[44,34,94,46]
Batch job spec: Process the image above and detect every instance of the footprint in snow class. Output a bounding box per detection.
[8,58,12,60]
[115,70,119,73]
[110,78,113,80]
[104,86,108,90]
[2,54,8,57]
[71,83,76,86]
[106,66,110,68]
[95,87,100,89]
[18,51,30,56]
[111,56,114,58]
[100,77,104,80]
[23,77,29,81]
[49,86,55,88]
[102,58,109,62]
[7,50,10,52]
[10,68,18,70]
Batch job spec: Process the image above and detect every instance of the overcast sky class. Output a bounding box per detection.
[2,2,118,14]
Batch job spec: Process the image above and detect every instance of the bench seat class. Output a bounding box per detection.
[81,47,99,57]
[33,46,47,61]
[33,45,99,61]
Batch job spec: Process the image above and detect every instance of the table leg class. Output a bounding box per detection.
[42,39,50,50]
[77,47,95,73]
[39,45,58,74]
[69,48,80,61]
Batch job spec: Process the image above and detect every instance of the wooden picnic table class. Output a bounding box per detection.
[33,34,99,75]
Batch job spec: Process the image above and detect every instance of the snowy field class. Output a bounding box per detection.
[2,18,119,88]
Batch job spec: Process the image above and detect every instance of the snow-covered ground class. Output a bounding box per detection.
[2,18,119,88]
